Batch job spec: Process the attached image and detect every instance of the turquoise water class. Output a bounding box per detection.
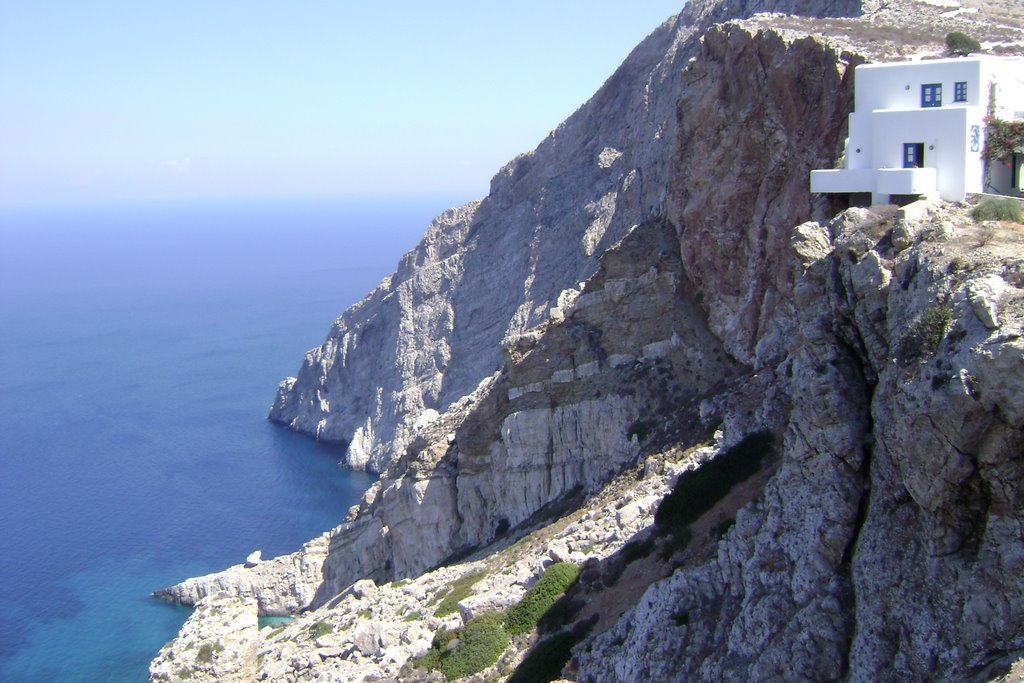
[0,197,460,682]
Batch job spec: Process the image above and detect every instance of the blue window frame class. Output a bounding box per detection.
[921,83,942,108]
[954,81,967,102]
[903,143,924,168]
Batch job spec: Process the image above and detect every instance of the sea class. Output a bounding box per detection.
[0,196,464,682]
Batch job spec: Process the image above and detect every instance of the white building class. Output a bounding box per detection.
[811,55,1024,205]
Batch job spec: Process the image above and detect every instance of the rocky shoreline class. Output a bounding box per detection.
[152,431,715,682]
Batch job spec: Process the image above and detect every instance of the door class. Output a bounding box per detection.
[903,143,924,168]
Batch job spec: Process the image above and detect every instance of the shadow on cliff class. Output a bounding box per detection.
[505,430,783,680]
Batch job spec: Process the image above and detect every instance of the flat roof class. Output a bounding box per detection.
[855,54,1024,71]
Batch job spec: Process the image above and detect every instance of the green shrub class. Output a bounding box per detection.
[413,645,442,673]
[946,31,981,56]
[972,198,1023,224]
[899,304,953,360]
[504,563,580,636]
[434,569,487,617]
[414,613,509,680]
[654,432,772,537]
[443,612,508,679]
[919,304,953,353]
[310,620,333,638]
[195,643,215,664]
[176,667,194,679]
[506,631,580,683]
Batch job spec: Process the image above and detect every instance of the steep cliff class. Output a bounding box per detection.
[267,11,693,473]
[159,14,857,611]
[265,0,1022,478]
[266,0,868,474]
[575,198,1024,682]
[154,0,1024,681]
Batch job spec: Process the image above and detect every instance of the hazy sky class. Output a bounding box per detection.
[1,2,684,207]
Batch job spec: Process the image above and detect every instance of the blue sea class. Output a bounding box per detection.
[0,197,461,682]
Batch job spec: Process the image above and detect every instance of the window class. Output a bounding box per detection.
[921,83,942,108]
[903,143,924,168]
[954,81,967,102]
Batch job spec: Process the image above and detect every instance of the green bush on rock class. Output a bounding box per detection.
[504,562,580,636]
[946,31,981,55]
[196,643,215,663]
[898,304,953,360]
[310,620,333,638]
[972,198,1023,224]
[414,612,509,680]
[434,569,486,617]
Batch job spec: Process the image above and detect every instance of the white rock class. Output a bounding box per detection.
[547,541,570,563]
[348,579,377,600]
[968,274,1006,330]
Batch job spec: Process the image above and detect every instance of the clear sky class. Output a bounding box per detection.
[0,2,685,207]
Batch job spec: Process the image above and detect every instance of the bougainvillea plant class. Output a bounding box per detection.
[983,114,1024,162]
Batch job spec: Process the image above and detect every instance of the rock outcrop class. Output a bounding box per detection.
[150,594,259,683]
[154,0,1024,681]
[576,199,1024,682]
[155,535,332,616]
[162,200,1024,683]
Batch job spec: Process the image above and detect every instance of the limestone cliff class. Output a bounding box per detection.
[154,0,1024,681]
[159,12,857,612]
[266,0,867,474]
[267,12,690,473]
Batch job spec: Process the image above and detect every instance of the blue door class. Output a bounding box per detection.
[921,83,942,107]
[903,143,924,168]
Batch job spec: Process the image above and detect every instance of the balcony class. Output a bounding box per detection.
[811,167,937,197]
[875,167,937,195]
[810,168,874,193]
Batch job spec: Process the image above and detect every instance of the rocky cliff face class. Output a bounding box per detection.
[155,0,1024,681]
[267,11,693,473]
[160,14,856,611]
[266,0,865,475]
[577,199,1024,682]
